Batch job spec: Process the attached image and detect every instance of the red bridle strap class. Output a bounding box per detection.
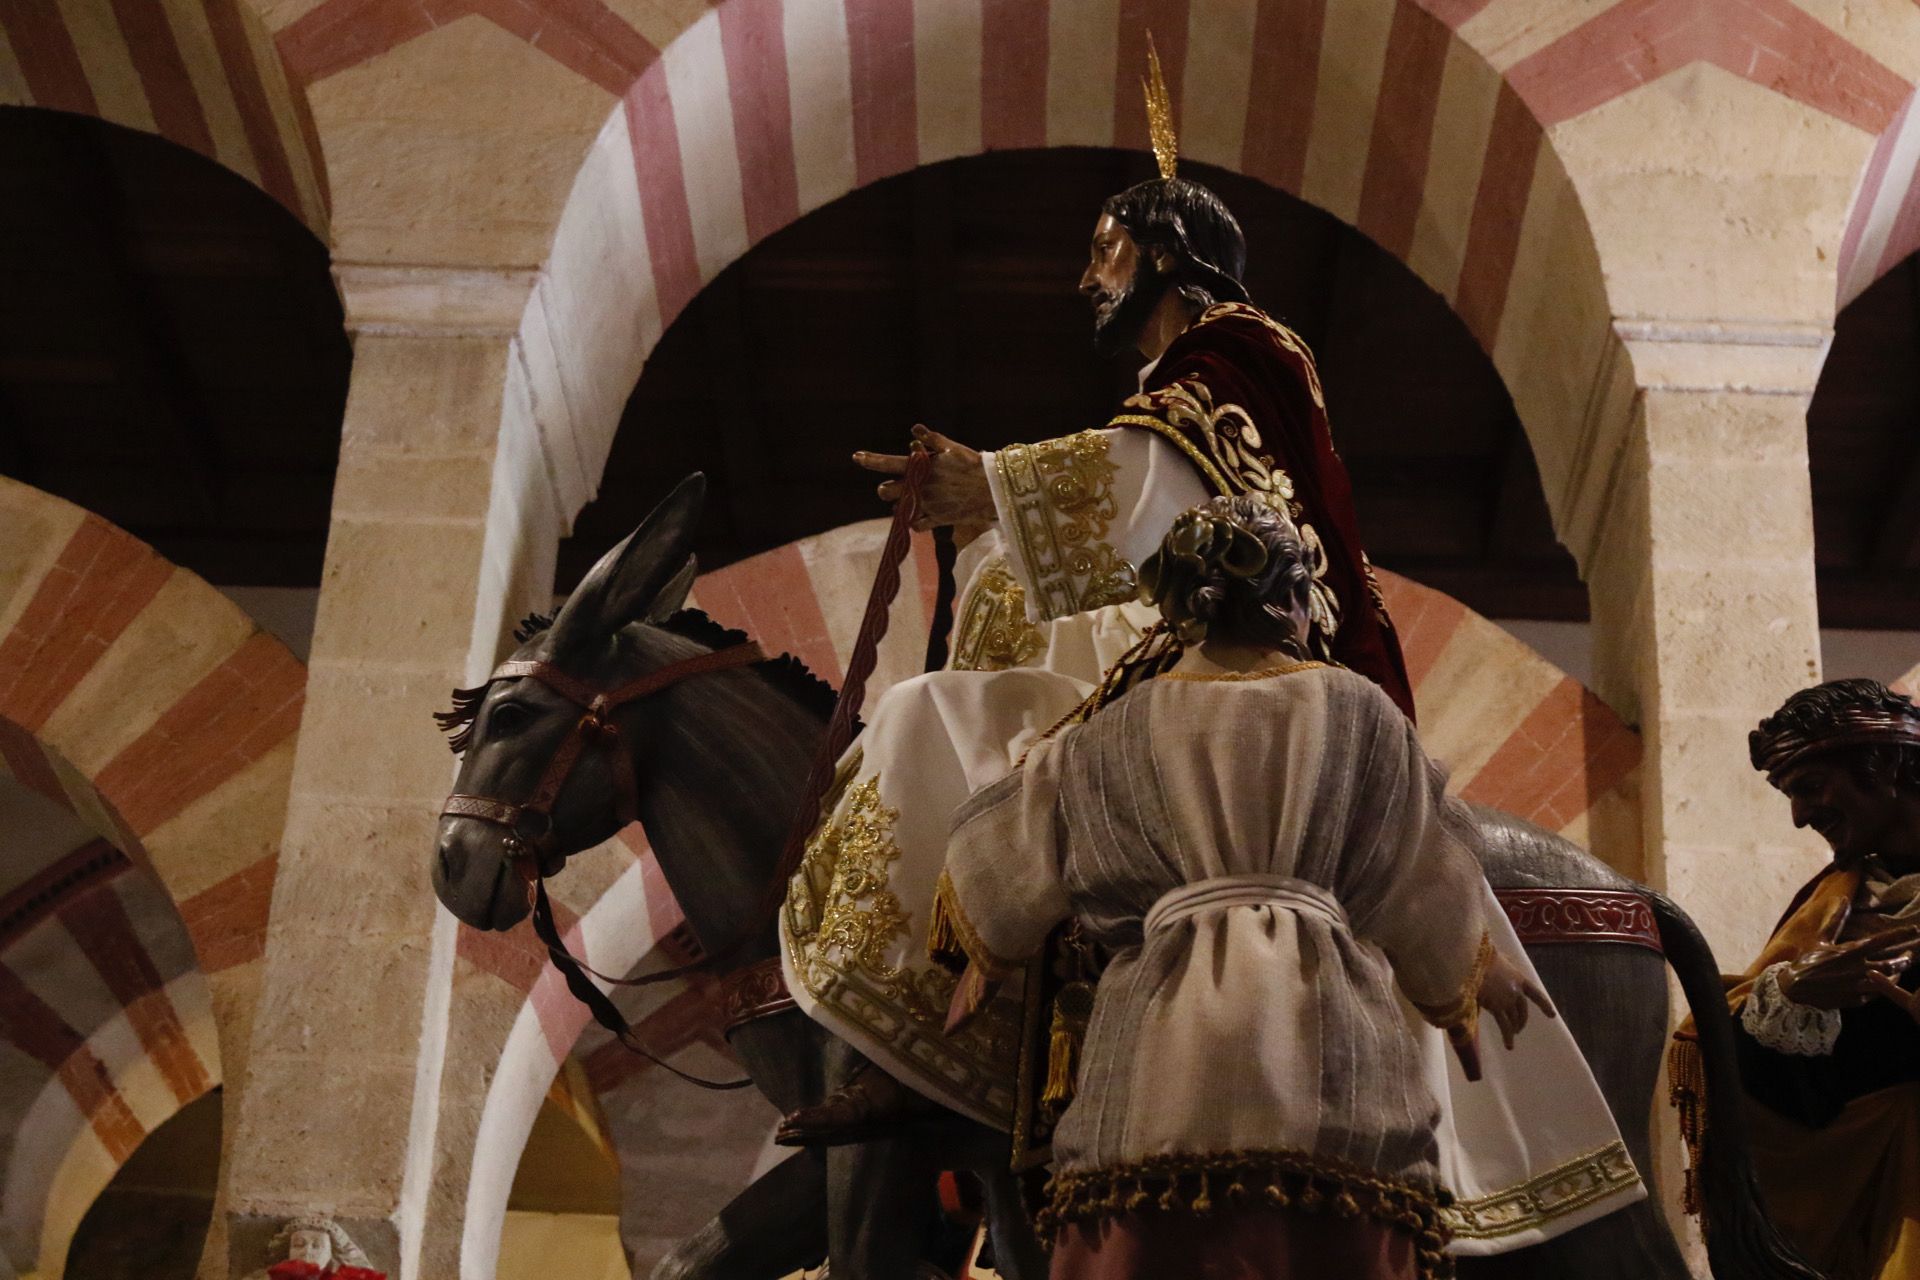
[440,640,766,839]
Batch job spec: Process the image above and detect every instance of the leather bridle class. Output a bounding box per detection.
[441,641,766,880]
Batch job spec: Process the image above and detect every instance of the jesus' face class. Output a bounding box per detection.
[1080,214,1166,357]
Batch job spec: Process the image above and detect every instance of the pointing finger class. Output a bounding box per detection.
[854,451,912,475]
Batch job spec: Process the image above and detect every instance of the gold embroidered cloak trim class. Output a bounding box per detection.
[1040,1146,1456,1278]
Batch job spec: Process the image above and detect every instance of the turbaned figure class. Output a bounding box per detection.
[1672,678,1920,1280]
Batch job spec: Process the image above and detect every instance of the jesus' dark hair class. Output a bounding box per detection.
[1750,678,1920,795]
[1102,177,1250,310]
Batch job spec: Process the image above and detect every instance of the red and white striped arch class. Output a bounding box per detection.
[0,478,303,1274]
[0,0,328,232]
[1840,89,1920,307]
[513,0,1619,548]
[0,808,221,1278]
[0,478,303,978]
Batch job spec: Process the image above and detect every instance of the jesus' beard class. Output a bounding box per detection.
[1092,255,1168,358]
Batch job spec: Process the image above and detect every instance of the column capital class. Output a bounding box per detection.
[333,263,539,338]
[1613,316,1831,397]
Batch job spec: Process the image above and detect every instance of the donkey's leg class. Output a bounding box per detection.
[650,1149,829,1280]
[727,1006,832,1115]
[824,1133,944,1279]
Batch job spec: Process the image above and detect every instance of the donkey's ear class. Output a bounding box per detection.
[645,555,698,622]
[548,474,706,657]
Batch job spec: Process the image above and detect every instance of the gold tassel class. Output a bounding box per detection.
[1667,1036,1708,1216]
[1040,981,1096,1109]
[1192,1171,1213,1214]
[926,877,965,970]
[1042,1022,1079,1107]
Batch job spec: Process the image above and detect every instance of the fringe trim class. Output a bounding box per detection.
[1041,1148,1456,1279]
[926,871,1018,979]
[1414,931,1494,1031]
[1667,1034,1707,1217]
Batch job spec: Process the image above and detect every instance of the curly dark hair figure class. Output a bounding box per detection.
[1101,177,1250,310]
[1140,496,1310,650]
[1750,678,1920,795]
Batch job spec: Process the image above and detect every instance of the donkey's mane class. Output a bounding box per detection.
[659,608,846,730]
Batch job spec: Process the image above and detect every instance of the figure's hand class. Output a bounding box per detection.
[1478,950,1555,1052]
[1780,926,1920,1010]
[855,426,995,535]
[944,962,1001,1035]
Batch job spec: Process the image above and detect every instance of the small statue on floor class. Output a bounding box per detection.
[257,1214,385,1280]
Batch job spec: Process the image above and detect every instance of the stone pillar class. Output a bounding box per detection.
[1580,321,1833,1265]
[220,265,554,1279]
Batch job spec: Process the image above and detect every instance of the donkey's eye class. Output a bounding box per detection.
[489,703,532,735]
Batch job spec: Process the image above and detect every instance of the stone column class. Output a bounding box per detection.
[1580,321,1833,1264]
[219,265,556,1279]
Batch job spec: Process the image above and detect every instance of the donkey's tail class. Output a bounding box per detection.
[1646,888,1827,1280]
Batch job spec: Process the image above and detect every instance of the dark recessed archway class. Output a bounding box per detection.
[0,106,348,588]
[560,149,1581,621]
[1807,251,1920,630]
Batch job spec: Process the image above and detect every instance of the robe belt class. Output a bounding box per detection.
[1144,874,1348,937]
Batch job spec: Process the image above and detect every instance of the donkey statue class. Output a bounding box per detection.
[433,475,1818,1280]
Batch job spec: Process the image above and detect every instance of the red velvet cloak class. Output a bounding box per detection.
[1109,303,1416,720]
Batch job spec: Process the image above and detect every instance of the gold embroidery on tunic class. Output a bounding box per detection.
[995,431,1139,621]
[790,777,948,1024]
[783,773,1023,1125]
[949,557,1046,672]
[1111,380,1341,657]
[1440,1140,1642,1240]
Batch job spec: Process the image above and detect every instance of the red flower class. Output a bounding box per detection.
[267,1265,325,1280]
[333,1268,387,1280]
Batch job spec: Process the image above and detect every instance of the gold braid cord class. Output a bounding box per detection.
[1143,32,1178,179]
[1041,1147,1455,1278]
[1412,932,1495,1031]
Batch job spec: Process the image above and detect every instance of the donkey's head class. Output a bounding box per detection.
[432,474,712,930]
